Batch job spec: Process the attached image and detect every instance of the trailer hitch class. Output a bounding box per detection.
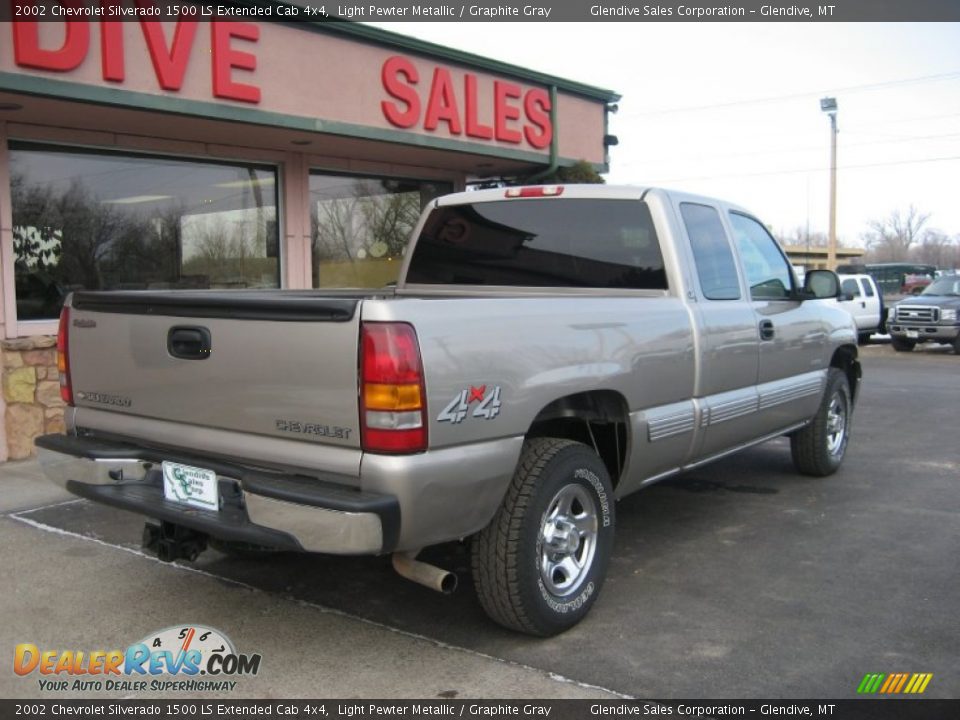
[142,521,208,563]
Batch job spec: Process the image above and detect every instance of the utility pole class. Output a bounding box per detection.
[821,97,838,270]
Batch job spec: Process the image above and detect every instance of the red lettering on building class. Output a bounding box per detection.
[100,17,124,83]
[11,20,260,104]
[381,55,553,149]
[523,88,553,150]
[423,68,461,135]
[381,56,420,128]
[211,22,260,103]
[140,21,198,92]
[493,80,522,144]
[13,14,89,72]
[464,74,493,140]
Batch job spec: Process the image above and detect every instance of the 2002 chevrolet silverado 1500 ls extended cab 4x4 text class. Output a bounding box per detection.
[36,185,860,636]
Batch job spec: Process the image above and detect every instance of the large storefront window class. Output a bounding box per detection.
[10,143,279,321]
[310,173,450,288]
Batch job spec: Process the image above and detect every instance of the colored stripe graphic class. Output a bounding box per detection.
[857,674,885,694]
[879,674,897,693]
[911,674,933,694]
[857,672,932,694]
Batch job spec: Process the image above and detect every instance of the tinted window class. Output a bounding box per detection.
[729,212,794,300]
[842,279,861,297]
[406,199,666,290]
[680,203,740,300]
[861,279,875,297]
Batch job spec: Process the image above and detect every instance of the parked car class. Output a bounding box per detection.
[887,275,960,353]
[35,185,860,636]
[837,273,884,344]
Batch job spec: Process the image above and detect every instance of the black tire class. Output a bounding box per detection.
[857,333,872,346]
[471,438,615,636]
[891,337,916,352]
[791,369,852,477]
[953,336,960,356]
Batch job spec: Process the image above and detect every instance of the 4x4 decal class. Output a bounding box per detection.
[437,385,502,424]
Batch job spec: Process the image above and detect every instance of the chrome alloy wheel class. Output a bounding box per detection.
[826,391,848,457]
[539,483,599,596]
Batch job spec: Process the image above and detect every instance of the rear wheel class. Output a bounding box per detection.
[472,438,614,636]
[953,336,960,356]
[891,337,916,352]
[791,369,851,477]
[857,332,872,346]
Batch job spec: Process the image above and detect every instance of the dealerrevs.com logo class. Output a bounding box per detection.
[14,625,261,693]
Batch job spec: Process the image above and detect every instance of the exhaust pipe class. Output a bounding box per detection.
[392,551,457,594]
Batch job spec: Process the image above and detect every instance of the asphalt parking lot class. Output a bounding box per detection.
[2,341,958,700]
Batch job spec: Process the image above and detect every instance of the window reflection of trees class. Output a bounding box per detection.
[11,149,280,320]
[311,177,444,289]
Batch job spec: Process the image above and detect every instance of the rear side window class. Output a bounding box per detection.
[680,203,741,300]
[861,279,875,297]
[405,199,667,290]
[842,279,861,298]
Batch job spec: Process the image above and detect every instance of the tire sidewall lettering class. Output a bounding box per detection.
[537,577,595,614]
[533,458,611,617]
[574,467,612,527]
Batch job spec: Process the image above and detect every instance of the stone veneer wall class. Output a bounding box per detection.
[1,335,66,461]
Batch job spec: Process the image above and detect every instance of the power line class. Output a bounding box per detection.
[620,70,960,118]
[622,131,960,166]
[634,154,960,184]
[845,110,960,132]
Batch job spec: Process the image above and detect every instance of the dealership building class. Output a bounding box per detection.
[0,14,617,460]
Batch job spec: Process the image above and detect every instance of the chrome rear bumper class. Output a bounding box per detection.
[35,434,398,555]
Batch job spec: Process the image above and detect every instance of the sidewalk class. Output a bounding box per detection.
[1,459,622,700]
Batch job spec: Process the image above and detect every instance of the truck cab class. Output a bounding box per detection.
[838,273,884,343]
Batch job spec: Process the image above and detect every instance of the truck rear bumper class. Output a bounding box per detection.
[35,434,399,555]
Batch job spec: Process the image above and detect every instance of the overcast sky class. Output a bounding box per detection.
[369,22,960,247]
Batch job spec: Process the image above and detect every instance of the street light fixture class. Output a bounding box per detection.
[820,97,838,270]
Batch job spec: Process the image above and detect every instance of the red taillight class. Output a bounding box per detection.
[504,185,564,198]
[360,323,427,454]
[57,307,74,406]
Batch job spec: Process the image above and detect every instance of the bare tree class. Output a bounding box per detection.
[913,230,956,267]
[11,175,126,292]
[313,194,362,262]
[359,186,420,259]
[861,206,930,262]
[776,226,830,248]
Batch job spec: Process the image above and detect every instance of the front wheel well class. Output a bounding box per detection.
[526,390,629,488]
[830,345,861,405]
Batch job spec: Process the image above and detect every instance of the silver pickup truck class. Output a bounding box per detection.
[36,185,860,636]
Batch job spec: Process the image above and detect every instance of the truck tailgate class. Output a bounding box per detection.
[66,291,364,450]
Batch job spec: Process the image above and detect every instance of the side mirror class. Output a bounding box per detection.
[802,269,842,300]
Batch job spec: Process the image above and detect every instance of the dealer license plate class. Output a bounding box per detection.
[906,330,920,339]
[162,461,219,511]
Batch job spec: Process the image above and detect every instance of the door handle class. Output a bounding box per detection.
[759,319,775,341]
[167,326,212,360]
